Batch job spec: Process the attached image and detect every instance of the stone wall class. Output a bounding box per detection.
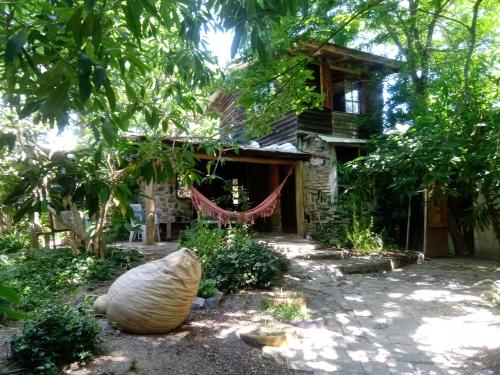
[297,133,336,234]
[153,179,193,223]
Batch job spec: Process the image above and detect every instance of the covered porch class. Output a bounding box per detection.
[139,145,310,244]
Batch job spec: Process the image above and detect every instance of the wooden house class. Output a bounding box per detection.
[146,43,399,240]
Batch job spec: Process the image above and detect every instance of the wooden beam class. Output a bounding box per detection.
[329,64,362,75]
[320,64,333,109]
[144,181,155,245]
[195,153,295,165]
[295,161,305,237]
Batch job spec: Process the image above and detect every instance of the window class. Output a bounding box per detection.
[176,176,191,199]
[344,81,360,114]
[331,71,362,114]
[231,179,239,205]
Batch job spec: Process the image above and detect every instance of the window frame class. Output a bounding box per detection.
[344,80,361,114]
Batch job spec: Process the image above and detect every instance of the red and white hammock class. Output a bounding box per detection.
[190,167,294,226]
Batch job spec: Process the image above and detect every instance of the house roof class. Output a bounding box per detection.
[128,135,310,163]
[317,134,368,146]
[303,42,400,73]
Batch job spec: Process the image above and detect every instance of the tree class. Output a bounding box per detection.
[1,0,310,254]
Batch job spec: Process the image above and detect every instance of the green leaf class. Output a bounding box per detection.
[79,73,92,103]
[79,53,93,75]
[104,79,116,110]
[0,284,20,304]
[101,118,115,144]
[123,0,143,40]
[125,83,137,101]
[0,307,31,320]
[93,65,107,91]
[251,28,268,65]
[138,0,160,19]
[0,131,16,153]
[46,80,70,114]
[5,29,28,63]
[231,23,245,58]
[67,6,84,47]
[19,100,43,118]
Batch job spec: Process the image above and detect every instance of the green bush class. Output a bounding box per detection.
[261,299,310,321]
[311,220,349,248]
[11,304,101,373]
[198,278,217,298]
[180,225,289,293]
[347,212,383,254]
[0,248,142,320]
[0,231,29,254]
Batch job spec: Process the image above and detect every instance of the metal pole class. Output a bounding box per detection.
[423,189,428,255]
[405,195,411,251]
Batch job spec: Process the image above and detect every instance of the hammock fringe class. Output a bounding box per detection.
[190,167,294,226]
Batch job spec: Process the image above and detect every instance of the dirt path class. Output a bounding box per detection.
[64,292,288,375]
[268,257,500,374]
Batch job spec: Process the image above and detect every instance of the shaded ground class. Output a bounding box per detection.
[1,237,499,374]
[64,292,288,375]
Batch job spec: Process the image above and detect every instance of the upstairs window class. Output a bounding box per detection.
[344,81,360,114]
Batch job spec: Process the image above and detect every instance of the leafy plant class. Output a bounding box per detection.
[0,248,142,321]
[261,299,310,321]
[11,304,101,372]
[179,223,225,267]
[347,212,383,255]
[198,278,217,298]
[179,225,289,293]
[0,230,29,254]
[311,220,349,249]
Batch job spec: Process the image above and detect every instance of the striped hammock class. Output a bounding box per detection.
[190,167,294,225]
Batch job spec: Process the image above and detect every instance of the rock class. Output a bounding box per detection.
[204,290,223,310]
[192,297,205,309]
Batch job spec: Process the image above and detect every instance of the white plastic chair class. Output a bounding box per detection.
[128,204,160,242]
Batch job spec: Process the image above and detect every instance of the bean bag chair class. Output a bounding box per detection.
[105,248,201,334]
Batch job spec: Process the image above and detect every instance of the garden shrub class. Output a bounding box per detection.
[311,195,383,254]
[0,230,29,254]
[311,220,349,248]
[179,225,289,293]
[347,212,383,254]
[11,304,101,373]
[179,224,225,266]
[198,278,217,298]
[0,248,143,321]
[261,299,310,321]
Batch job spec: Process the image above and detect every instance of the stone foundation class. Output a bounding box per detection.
[297,134,336,234]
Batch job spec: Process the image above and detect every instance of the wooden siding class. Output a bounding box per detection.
[297,109,332,134]
[256,112,299,146]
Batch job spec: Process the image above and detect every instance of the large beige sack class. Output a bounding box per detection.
[106,248,201,334]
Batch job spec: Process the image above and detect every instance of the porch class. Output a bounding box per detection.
[139,144,310,245]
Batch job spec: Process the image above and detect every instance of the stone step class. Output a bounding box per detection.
[295,249,350,261]
[336,257,395,274]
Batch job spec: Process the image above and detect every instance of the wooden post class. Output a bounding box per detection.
[270,166,282,232]
[144,181,155,245]
[320,63,333,109]
[295,161,305,237]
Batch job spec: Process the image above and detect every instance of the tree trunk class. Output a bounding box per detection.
[144,181,156,245]
[28,213,42,251]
